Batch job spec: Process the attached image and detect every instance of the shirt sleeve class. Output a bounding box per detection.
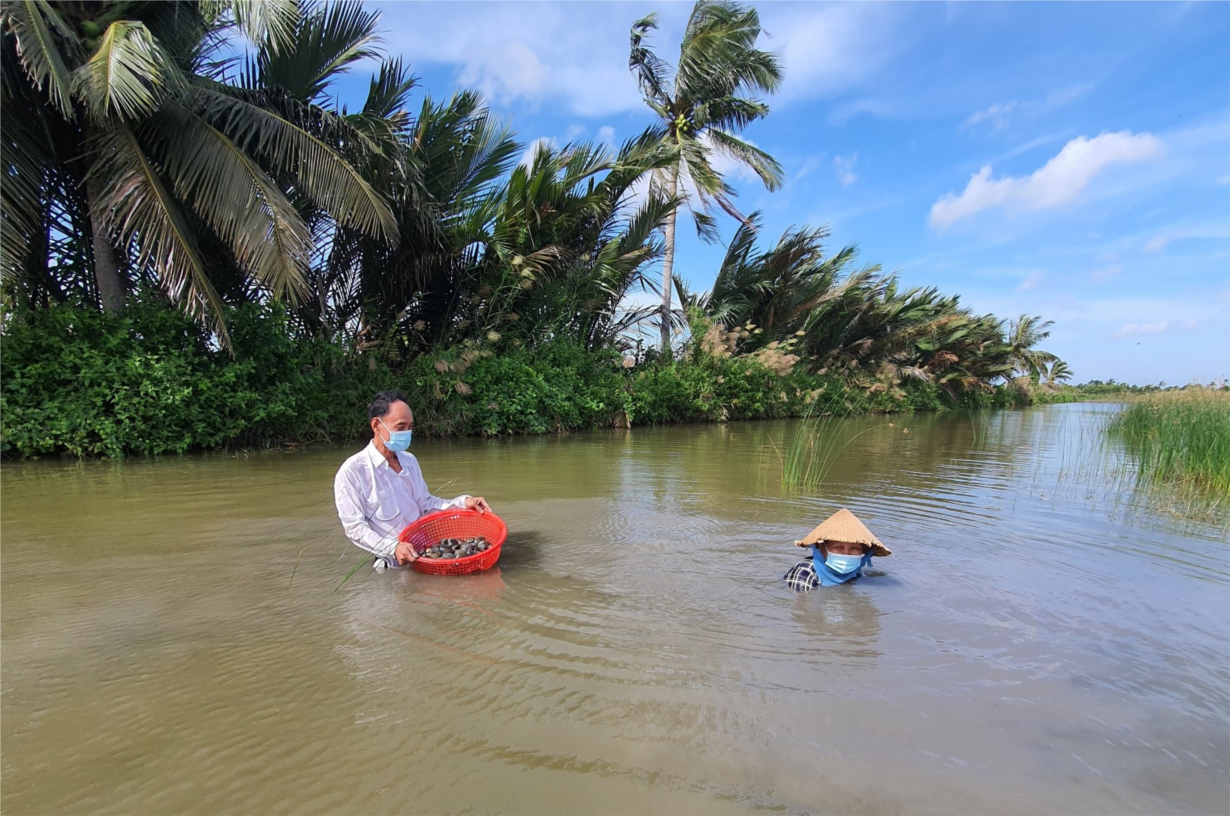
[334,464,399,559]
[403,455,470,515]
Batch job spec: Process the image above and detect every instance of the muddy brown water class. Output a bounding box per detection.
[3,404,1227,815]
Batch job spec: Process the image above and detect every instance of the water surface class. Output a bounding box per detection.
[3,405,1227,814]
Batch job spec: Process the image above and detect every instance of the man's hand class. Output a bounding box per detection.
[394,539,418,565]
[465,496,491,514]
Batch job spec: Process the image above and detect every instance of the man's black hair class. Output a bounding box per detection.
[367,390,409,421]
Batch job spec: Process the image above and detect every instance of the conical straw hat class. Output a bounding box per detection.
[794,508,891,557]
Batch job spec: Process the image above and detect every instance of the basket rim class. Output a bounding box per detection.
[399,509,508,564]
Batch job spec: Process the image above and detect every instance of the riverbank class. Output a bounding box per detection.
[1,302,1046,458]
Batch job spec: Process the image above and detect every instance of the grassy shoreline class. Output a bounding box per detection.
[1106,389,1230,495]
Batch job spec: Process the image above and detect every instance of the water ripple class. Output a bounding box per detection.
[3,407,1227,814]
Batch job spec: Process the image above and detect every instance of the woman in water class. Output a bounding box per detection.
[784,508,891,592]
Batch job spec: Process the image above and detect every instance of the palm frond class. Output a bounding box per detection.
[148,102,310,300]
[693,95,769,131]
[196,85,398,243]
[628,14,672,108]
[223,0,298,54]
[705,127,783,190]
[1,49,55,278]
[675,1,780,106]
[88,122,230,342]
[4,0,76,117]
[259,0,381,102]
[362,56,415,120]
[72,20,184,121]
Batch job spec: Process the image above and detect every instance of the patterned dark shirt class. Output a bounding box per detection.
[784,559,820,592]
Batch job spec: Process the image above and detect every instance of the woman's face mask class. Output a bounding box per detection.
[824,551,863,574]
[378,419,413,452]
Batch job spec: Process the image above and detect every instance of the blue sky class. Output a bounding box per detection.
[338,1,1229,385]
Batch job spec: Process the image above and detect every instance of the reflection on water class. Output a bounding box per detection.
[790,586,883,657]
[2,404,1228,814]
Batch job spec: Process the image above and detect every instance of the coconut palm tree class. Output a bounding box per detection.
[1,0,396,341]
[322,112,679,360]
[323,88,521,353]
[1042,359,1073,389]
[628,0,783,352]
[433,129,679,354]
[1006,314,1059,380]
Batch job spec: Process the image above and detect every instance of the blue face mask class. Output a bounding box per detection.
[810,545,871,586]
[824,551,864,574]
[378,419,413,452]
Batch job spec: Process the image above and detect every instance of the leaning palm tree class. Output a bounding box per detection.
[629,0,783,351]
[448,129,679,353]
[693,213,880,358]
[1042,359,1073,390]
[1,0,396,341]
[1006,314,1059,381]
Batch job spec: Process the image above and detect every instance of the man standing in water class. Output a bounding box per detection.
[334,391,491,569]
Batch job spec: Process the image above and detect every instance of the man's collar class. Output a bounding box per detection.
[364,440,401,470]
[361,440,410,472]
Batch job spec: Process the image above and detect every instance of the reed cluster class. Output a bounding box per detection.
[1108,388,1230,495]
[774,397,909,491]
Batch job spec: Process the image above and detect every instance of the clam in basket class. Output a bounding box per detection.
[399,509,507,576]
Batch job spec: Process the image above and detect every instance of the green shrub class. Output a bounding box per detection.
[404,341,628,436]
[1,301,1021,458]
[1,302,315,457]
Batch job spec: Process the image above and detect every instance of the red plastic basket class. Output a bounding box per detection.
[399,509,507,576]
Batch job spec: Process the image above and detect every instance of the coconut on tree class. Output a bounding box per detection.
[628,0,783,352]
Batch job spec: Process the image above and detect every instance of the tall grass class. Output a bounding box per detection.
[773,398,901,491]
[1107,388,1230,495]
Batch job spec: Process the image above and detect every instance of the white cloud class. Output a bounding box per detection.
[828,97,899,125]
[964,85,1092,130]
[1044,84,1093,108]
[377,2,896,118]
[1111,322,1170,338]
[1111,319,1200,338]
[1143,221,1230,253]
[834,153,858,186]
[519,137,556,168]
[966,101,1021,128]
[377,2,658,116]
[1144,234,1171,253]
[795,153,827,182]
[1015,270,1043,292]
[597,125,616,146]
[763,4,897,104]
[1090,264,1122,283]
[929,131,1166,229]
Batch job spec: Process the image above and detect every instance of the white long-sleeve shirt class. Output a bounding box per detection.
[333,442,470,566]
